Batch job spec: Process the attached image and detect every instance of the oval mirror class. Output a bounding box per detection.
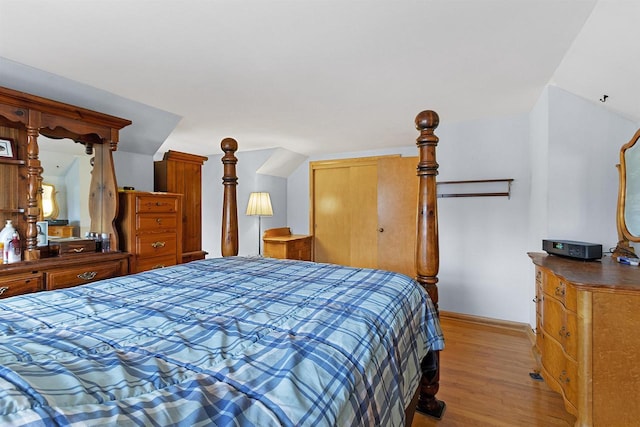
[41,183,59,219]
[615,129,640,257]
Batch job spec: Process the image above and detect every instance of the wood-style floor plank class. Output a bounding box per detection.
[412,315,576,427]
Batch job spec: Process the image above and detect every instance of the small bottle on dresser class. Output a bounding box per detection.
[94,232,102,252]
[101,233,110,252]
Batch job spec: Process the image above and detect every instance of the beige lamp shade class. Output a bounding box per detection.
[246,192,273,255]
[246,192,273,216]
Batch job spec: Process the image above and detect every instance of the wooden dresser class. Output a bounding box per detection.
[117,191,183,273]
[530,253,640,426]
[0,86,131,297]
[0,252,129,298]
[263,227,312,261]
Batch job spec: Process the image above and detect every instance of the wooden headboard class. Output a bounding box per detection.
[219,110,444,418]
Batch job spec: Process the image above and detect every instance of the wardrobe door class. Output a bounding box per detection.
[377,157,418,278]
[310,155,415,274]
[311,160,377,268]
[348,164,378,268]
[313,166,351,265]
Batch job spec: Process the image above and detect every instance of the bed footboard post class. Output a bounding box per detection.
[414,110,446,419]
[221,138,239,256]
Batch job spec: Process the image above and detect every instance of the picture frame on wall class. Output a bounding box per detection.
[0,137,15,159]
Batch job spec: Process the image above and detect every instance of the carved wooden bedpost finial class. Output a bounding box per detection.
[221,138,239,256]
[414,110,446,419]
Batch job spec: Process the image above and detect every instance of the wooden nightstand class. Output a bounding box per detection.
[263,227,312,261]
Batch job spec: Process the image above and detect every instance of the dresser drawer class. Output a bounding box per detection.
[0,272,43,298]
[541,333,578,407]
[136,195,179,213]
[136,233,178,258]
[135,254,178,273]
[543,273,577,312]
[137,213,178,232]
[542,294,577,359]
[45,259,128,291]
[56,238,97,256]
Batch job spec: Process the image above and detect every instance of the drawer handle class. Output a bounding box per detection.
[0,286,9,295]
[555,286,565,297]
[532,296,541,303]
[558,326,571,338]
[151,241,166,248]
[77,272,97,280]
[72,248,85,253]
[156,218,162,224]
[558,370,571,384]
[152,264,165,269]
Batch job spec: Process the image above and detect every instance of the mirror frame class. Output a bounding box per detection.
[0,86,131,259]
[614,128,640,258]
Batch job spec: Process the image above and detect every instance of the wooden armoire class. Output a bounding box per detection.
[310,155,418,278]
[154,150,208,263]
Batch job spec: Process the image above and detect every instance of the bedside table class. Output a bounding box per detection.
[263,227,312,261]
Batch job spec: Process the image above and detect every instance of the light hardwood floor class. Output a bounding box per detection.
[412,314,576,427]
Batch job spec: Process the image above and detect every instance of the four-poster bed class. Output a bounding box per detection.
[0,110,444,425]
[220,110,446,420]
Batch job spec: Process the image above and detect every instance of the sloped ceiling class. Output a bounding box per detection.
[0,0,637,160]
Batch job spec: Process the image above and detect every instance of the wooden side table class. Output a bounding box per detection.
[263,227,312,261]
[48,225,79,238]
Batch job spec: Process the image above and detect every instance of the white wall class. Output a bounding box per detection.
[113,151,155,192]
[545,86,635,248]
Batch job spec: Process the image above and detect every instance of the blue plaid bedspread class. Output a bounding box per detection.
[0,256,444,426]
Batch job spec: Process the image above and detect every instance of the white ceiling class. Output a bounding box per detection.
[0,0,638,159]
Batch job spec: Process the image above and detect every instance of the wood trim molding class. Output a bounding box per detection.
[440,310,533,338]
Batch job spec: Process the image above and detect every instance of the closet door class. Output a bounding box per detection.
[348,163,378,268]
[313,166,351,265]
[377,157,418,278]
[311,156,417,274]
[311,158,378,268]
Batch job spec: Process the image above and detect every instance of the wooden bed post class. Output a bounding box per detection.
[415,110,446,419]
[221,137,239,256]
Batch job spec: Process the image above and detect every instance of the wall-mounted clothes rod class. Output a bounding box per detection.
[437,179,514,199]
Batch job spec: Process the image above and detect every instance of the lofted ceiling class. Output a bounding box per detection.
[0,0,638,159]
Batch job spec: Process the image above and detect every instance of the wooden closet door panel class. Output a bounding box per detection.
[313,167,351,265]
[349,164,378,269]
[179,162,203,253]
[377,157,418,278]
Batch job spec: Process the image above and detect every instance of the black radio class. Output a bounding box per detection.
[543,239,602,260]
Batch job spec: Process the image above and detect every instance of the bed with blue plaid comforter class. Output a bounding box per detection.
[0,256,444,426]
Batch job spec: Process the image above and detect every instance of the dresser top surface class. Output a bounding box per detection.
[529,252,640,291]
